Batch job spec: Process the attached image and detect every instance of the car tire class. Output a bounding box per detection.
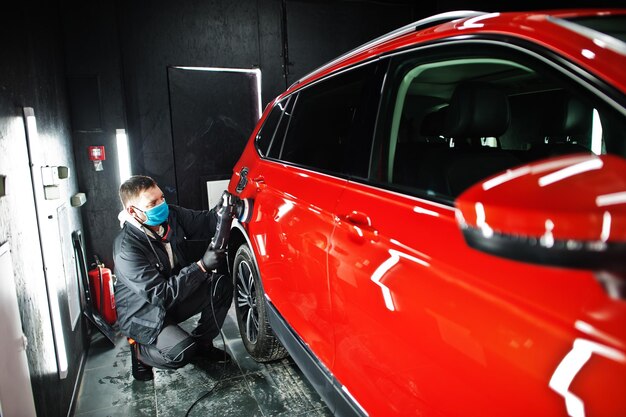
[233,244,288,362]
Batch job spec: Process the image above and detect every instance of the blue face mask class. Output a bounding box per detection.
[135,200,169,226]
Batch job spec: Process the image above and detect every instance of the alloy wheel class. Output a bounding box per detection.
[236,259,259,344]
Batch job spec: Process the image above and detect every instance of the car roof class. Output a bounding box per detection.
[280,9,626,100]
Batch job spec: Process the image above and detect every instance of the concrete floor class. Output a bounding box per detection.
[73,306,333,416]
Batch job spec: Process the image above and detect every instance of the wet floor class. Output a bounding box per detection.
[73,306,333,416]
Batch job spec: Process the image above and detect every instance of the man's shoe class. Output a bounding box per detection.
[196,343,232,363]
[129,338,154,381]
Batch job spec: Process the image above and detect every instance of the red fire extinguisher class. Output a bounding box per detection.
[88,256,117,325]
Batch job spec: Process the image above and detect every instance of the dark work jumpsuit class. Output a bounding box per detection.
[113,204,233,369]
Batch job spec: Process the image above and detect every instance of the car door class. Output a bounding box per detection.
[328,41,626,416]
[245,62,382,371]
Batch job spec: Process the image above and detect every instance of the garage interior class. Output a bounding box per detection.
[0,1,623,416]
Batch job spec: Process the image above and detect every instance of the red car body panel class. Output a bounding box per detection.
[245,160,346,367]
[229,9,626,416]
[329,180,626,416]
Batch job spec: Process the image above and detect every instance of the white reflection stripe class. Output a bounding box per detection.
[371,253,399,311]
[370,249,430,312]
[596,191,626,207]
[459,12,500,29]
[600,211,611,243]
[341,385,369,417]
[255,234,267,257]
[413,206,440,217]
[549,338,625,417]
[575,320,624,348]
[482,166,531,190]
[581,49,595,59]
[538,159,603,187]
[390,248,430,268]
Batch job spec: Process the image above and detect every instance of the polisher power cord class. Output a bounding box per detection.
[186,191,255,416]
[185,273,228,417]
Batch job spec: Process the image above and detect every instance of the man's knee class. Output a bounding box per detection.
[164,337,198,368]
[138,335,198,369]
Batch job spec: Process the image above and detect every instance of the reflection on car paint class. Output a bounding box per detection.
[459,12,501,30]
[540,219,555,248]
[600,211,612,243]
[371,248,430,312]
[596,191,626,207]
[550,338,625,417]
[254,233,267,257]
[427,308,487,365]
[474,201,494,238]
[274,200,295,221]
[412,205,440,217]
[538,158,603,187]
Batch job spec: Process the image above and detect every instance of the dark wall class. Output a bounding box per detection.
[117,0,272,205]
[62,1,128,269]
[0,2,87,417]
[285,1,420,84]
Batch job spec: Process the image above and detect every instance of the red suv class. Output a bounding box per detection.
[227,10,626,417]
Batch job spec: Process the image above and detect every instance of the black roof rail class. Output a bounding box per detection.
[290,10,487,89]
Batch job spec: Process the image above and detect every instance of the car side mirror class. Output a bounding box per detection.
[454,153,626,272]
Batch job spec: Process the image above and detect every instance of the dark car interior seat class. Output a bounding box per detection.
[443,82,510,145]
[527,95,594,160]
[393,106,448,187]
[406,82,521,198]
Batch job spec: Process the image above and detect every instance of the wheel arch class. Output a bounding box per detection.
[229,220,267,296]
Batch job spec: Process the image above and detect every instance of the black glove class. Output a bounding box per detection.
[213,191,228,213]
[200,248,225,271]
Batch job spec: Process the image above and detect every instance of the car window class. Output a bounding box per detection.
[278,64,375,175]
[267,95,296,160]
[255,96,292,158]
[370,44,626,203]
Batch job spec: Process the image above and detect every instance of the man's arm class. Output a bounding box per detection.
[115,242,207,310]
[172,205,218,241]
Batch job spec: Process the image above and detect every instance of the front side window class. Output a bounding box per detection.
[370,43,626,203]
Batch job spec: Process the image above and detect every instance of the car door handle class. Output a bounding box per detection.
[340,211,379,241]
[251,175,266,191]
[344,211,372,227]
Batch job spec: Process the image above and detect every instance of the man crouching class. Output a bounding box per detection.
[113,175,232,380]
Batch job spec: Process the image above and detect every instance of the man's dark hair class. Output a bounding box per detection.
[120,175,157,208]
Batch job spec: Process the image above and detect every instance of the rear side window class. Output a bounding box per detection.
[278,64,373,175]
[256,98,289,158]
